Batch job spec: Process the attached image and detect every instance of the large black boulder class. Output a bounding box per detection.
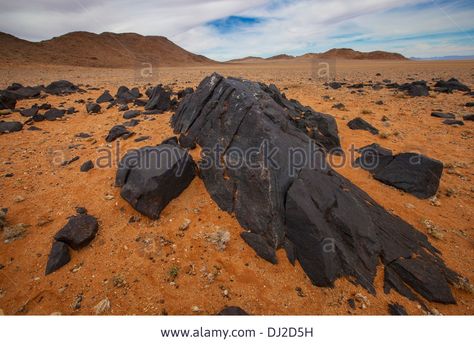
[144,85,171,112]
[171,74,458,304]
[45,241,71,275]
[347,117,379,135]
[0,121,23,134]
[45,80,79,95]
[356,144,443,199]
[115,142,196,219]
[54,214,99,250]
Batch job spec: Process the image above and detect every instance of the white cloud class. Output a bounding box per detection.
[0,0,473,59]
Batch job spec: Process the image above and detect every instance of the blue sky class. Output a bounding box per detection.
[1,0,473,60]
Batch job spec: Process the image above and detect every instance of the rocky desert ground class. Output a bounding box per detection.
[0,59,473,315]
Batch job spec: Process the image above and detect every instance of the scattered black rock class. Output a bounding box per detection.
[0,91,17,109]
[96,90,114,103]
[118,104,129,112]
[431,112,455,119]
[348,83,364,89]
[375,100,384,105]
[406,81,429,97]
[39,103,51,110]
[347,117,379,135]
[86,103,101,114]
[123,110,141,119]
[122,119,140,127]
[27,126,42,131]
[54,214,99,250]
[466,102,474,107]
[20,106,39,117]
[75,132,92,138]
[332,103,345,110]
[62,156,80,166]
[44,108,65,121]
[328,82,342,90]
[0,121,23,134]
[171,74,458,304]
[75,207,88,215]
[177,87,194,99]
[443,119,464,126]
[134,135,150,142]
[388,303,408,315]
[7,86,42,99]
[115,142,196,219]
[434,78,471,93]
[66,107,76,115]
[463,114,474,122]
[45,241,71,275]
[45,80,79,95]
[80,160,94,172]
[217,307,249,315]
[356,143,443,199]
[115,86,138,104]
[106,125,133,142]
[145,85,171,112]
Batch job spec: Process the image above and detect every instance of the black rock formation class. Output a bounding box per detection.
[171,74,457,304]
[115,142,196,219]
[45,241,71,275]
[356,143,443,199]
[347,117,379,135]
[144,85,171,112]
[54,214,99,250]
[0,121,23,134]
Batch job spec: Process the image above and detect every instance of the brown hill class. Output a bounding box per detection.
[228,48,407,63]
[0,31,216,68]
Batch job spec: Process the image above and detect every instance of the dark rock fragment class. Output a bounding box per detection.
[144,85,171,112]
[463,114,474,121]
[105,125,132,142]
[96,90,114,103]
[123,110,141,119]
[20,106,39,117]
[45,241,71,275]
[80,160,94,172]
[431,112,455,119]
[86,103,101,114]
[434,78,470,93]
[347,117,379,135]
[45,80,79,95]
[217,307,248,315]
[54,214,99,250]
[443,119,464,126]
[44,108,65,121]
[388,303,408,315]
[0,121,23,134]
[115,143,196,219]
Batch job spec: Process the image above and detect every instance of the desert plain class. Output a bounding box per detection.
[0,58,473,315]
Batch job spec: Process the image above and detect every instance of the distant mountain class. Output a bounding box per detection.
[410,55,474,61]
[227,48,407,63]
[0,31,216,68]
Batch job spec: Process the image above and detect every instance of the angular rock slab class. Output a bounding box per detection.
[54,214,99,250]
[115,143,196,219]
[171,73,458,304]
[356,144,443,199]
[347,117,379,135]
[45,241,71,275]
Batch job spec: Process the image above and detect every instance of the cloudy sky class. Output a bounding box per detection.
[1,0,473,60]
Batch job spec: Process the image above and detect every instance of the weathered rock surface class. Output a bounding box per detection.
[54,214,99,250]
[347,117,379,135]
[356,143,443,199]
[144,85,171,112]
[45,241,71,275]
[171,74,457,304]
[0,121,23,134]
[115,142,196,219]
